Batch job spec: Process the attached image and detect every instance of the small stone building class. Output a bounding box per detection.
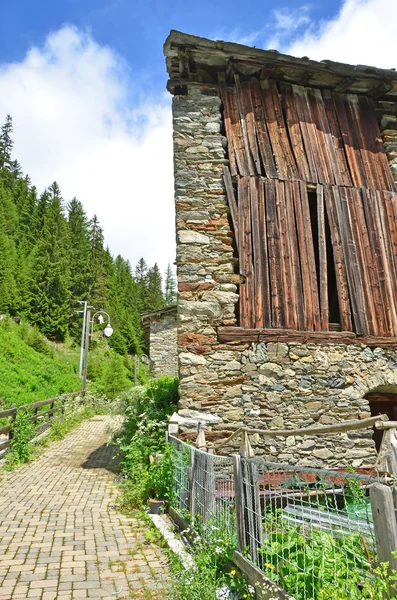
[141,306,178,378]
[164,31,397,466]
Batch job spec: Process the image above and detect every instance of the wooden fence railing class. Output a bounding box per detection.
[0,392,80,453]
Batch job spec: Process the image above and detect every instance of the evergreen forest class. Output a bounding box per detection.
[0,115,177,356]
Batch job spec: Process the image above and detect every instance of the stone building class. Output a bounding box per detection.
[141,306,178,378]
[164,30,397,466]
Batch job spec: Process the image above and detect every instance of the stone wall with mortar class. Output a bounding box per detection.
[173,86,397,467]
[149,311,178,378]
[381,113,397,185]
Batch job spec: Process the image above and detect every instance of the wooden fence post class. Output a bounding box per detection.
[33,401,38,423]
[233,454,246,553]
[370,483,397,579]
[49,398,55,423]
[8,405,17,442]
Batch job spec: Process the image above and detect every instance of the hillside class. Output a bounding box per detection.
[0,319,81,408]
[0,115,176,356]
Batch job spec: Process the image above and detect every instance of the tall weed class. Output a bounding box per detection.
[117,376,178,509]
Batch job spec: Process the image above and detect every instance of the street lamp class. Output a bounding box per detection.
[76,302,113,393]
[90,310,113,339]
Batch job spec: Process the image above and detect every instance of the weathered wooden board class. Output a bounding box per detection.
[257,180,271,328]
[265,179,283,328]
[217,327,397,347]
[234,75,256,175]
[284,181,305,330]
[250,178,264,327]
[281,83,312,182]
[238,177,254,327]
[323,185,353,331]
[275,180,294,328]
[218,75,238,176]
[223,166,239,247]
[322,90,352,187]
[249,79,277,178]
[317,184,329,331]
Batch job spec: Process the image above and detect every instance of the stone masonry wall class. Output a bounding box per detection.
[150,312,178,378]
[173,86,397,467]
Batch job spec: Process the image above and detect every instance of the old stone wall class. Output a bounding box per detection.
[381,113,397,185]
[149,312,178,378]
[173,86,397,467]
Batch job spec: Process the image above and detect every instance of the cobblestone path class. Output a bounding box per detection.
[0,416,168,600]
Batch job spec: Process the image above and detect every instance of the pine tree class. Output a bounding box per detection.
[0,115,13,169]
[0,114,170,353]
[0,184,18,313]
[26,192,71,341]
[108,255,142,355]
[164,263,177,306]
[67,198,91,300]
[135,257,148,312]
[146,263,164,311]
[87,215,109,307]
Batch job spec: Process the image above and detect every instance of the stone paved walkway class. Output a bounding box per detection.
[0,416,169,600]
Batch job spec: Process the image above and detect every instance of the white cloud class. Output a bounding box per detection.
[0,25,175,277]
[267,5,313,50]
[287,0,397,68]
[211,5,313,50]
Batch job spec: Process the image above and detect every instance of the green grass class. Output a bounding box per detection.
[0,319,81,408]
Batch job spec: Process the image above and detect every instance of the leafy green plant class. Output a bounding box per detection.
[167,522,252,600]
[7,408,35,465]
[118,444,150,510]
[148,444,174,502]
[258,509,375,600]
[361,554,397,599]
[116,377,178,509]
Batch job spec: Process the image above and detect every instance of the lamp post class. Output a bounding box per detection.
[80,307,113,393]
[76,301,94,378]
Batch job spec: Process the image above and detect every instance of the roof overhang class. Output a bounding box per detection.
[141,305,177,326]
[164,30,397,102]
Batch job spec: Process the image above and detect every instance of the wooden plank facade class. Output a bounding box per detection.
[220,79,397,337]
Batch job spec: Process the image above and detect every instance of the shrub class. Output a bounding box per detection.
[117,376,178,508]
[148,443,174,502]
[26,326,53,356]
[7,409,35,465]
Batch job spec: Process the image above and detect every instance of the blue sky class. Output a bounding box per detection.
[0,0,395,275]
[1,1,342,75]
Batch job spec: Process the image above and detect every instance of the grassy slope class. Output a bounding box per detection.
[0,320,81,408]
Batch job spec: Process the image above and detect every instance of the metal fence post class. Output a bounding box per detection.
[233,454,246,553]
[188,447,196,525]
[370,483,397,578]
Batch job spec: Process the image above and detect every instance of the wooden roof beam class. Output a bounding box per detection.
[368,80,393,99]
[334,77,356,93]
[297,70,315,86]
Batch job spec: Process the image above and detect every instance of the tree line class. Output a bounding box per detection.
[0,115,176,355]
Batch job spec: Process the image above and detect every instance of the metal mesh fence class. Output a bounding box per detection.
[193,449,235,544]
[170,435,191,515]
[169,435,236,545]
[241,458,378,600]
[168,435,384,599]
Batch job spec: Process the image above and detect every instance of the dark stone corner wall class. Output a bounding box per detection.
[173,86,397,467]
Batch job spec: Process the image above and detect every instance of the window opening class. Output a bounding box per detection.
[308,190,341,328]
[366,392,397,452]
